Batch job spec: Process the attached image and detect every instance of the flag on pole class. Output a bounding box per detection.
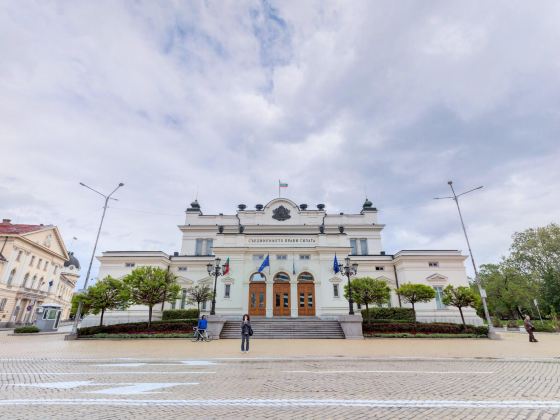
[223,257,230,275]
[258,254,270,273]
[279,181,288,188]
[333,254,340,274]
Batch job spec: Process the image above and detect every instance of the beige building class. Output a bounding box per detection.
[0,219,80,327]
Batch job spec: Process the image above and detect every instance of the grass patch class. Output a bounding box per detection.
[88,333,195,339]
[366,333,487,339]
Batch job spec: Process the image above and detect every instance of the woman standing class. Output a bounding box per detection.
[241,314,252,352]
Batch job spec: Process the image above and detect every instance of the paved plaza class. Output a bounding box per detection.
[1,331,560,419]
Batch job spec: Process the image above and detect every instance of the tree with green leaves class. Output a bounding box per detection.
[123,266,181,326]
[70,293,92,320]
[395,283,436,322]
[187,284,212,313]
[442,285,478,327]
[478,263,536,319]
[344,277,391,319]
[87,276,130,326]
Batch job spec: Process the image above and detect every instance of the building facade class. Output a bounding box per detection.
[90,198,482,326]
[0,219,79,327]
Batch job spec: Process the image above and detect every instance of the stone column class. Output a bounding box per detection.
[265,280,273,317]
[290,281,298,317]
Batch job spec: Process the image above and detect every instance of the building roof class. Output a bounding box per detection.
[0,219,50,235]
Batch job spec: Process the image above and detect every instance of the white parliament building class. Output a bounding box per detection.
[87,198,481,327]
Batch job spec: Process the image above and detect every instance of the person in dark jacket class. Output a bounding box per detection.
[524,315,538,342]
[241,314,252,352]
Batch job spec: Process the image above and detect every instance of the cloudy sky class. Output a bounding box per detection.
[1,1,559,286]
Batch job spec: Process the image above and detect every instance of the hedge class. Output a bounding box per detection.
[14,325,40,333]
[90,333,194,339]
[367,333,484,339]
[162,309,200,320]
[363,322,488,337]
[78,319,198,337]
[361,308,415,321]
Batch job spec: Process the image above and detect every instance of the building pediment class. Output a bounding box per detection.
[426,273,448,282]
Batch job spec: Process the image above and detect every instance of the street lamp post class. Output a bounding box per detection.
[70,182,124,336]
[435,180,495,338]
[339,257,358,315]
[206,257,225,315]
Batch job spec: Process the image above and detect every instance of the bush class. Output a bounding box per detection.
[533,321,558,333]
[14,325,40,334]
[506,320,519,329]
[91,333,194,339]
[162,309,200,320]
[361,307,415,321]
[78,319,198,337]
[491,317,503,328]
[362,322,488,337]
[367,333,483,339]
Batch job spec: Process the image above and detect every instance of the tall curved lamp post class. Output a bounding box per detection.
[206,257,225,315]
[71,182,124,336]
[339,257,358,315]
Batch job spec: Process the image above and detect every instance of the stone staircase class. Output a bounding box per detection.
[219,318,345,339]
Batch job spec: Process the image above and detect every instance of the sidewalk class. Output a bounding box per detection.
[0,330,558,360]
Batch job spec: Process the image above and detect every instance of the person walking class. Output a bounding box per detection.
[524,315,538,342]
[241,314,252,353]
[196,315,208,341]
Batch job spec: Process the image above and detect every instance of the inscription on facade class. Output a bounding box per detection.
[248,237,317,245]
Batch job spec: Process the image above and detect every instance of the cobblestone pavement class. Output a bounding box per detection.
[1,356,560,419]
[1,331,560,419]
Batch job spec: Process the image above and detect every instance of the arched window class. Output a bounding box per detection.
[39,277,44,290]
[250,272,266,282]
[7,269,16,286]
[31,275,37,289]
[22,273,30,288]
[297,272,314,282]
[273,272,290,282]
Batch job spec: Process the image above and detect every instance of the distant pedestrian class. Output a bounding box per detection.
[241,314,252,352]
[524,315,538,343]
[196,315,207,341]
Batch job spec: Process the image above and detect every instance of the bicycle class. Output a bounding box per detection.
[192,327,212,342]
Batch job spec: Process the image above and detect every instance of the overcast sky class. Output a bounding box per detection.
[1,1,559,287]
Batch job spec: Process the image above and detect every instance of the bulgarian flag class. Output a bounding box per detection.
[223,257,230,275]
[279,180,288,188]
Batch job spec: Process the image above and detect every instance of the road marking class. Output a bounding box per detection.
[0,399,558,408]
[95,363,147,367]
[287,370,494,374]
[14,381,97,389]
[1,371,215,376]
[181,360,218,366]
[87,383,195,395]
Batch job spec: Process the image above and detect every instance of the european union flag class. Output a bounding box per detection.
[258,254,270,273]
[333,254,340,274]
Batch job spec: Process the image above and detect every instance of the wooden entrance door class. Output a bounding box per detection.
[297,282,315,316]
[248,282,266,316]
[273,282,291,317]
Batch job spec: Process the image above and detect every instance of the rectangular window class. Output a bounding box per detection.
[125,262,135,268]
[0,298,6,311]
[434,286,445,310]
[333,284,339,298]
[276,293,280,307]
[283,293,289,308]
[37,258,42,268]
[276,254,287,260]
[44,261,49,271]
[53,265,58,274]
[350,239,357,255]
[299,293,305,307]
[375,266,384,271]
[205,239,214,255]
[29,256,35,266]
[195,239,203,256]
[429,261,439,268]
[178,266,188,272]
[16,251,22,261]
[299,254,310,260]
[180,289,187,309]
[360,239,368,255]
[202,300,207,310]
[308,294,313,307]
[224,284,231,298]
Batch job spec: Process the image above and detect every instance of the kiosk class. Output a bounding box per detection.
[35,304,62,331]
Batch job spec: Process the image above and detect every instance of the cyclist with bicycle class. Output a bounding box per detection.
[195,315,207,341]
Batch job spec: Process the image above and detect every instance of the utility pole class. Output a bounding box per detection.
[435,181,497,339]
[70,182,124,336]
